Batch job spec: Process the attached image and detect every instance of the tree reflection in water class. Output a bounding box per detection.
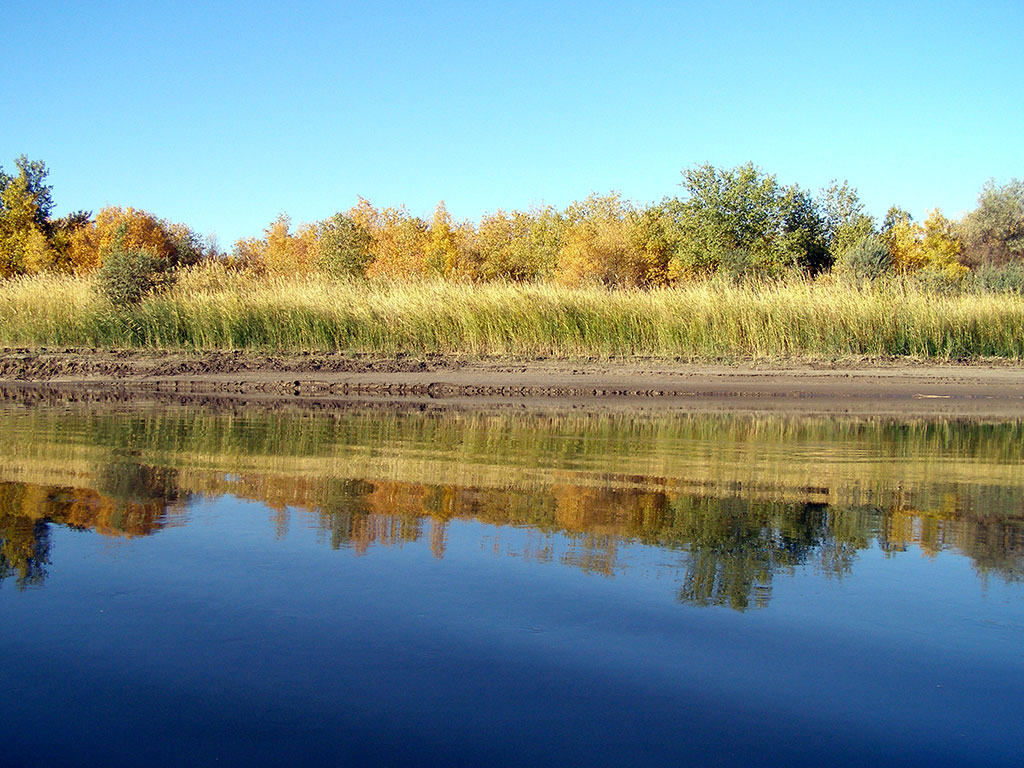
[1,408,1022,605]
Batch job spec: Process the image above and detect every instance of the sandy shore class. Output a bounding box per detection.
[1,349,1024,416]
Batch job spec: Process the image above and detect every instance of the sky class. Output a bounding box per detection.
[3,0,1022,246]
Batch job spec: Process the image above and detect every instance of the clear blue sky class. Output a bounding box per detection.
[4,1,1021,246]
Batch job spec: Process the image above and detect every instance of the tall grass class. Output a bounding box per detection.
[1,265,1023,358]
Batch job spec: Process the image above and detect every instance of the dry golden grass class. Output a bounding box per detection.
[1,264,1023,358]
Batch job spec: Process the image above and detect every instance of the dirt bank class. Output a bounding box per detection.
[1,349,1023,416]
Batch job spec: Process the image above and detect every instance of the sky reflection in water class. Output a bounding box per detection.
[1,406,1022,767]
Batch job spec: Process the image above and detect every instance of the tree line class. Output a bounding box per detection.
[2,155,1022,295]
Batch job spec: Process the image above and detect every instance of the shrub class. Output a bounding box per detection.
[964,263,1024,295]
[903,265,966,295]
[96,233,166,304]
[312,213,373,277]
[835,235,892,280]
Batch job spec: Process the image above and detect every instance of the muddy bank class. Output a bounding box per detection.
[1,349,1023,416]
[0,348,461,380]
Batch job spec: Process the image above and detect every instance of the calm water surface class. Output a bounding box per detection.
[1,405,1023,766]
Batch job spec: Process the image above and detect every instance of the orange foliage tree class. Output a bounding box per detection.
[360,202,429,278]
[68,206,202,274]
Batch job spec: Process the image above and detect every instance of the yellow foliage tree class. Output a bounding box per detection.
[265,214,316,274]
[464,210,514,281]
[362,203,428,279]
[229,214,317,275]
[230,236,268,272]
[881,207,967,278]
[41,212,91,274]
[882,219,924,272]
[263,214,293,274]
[556,193,653,286]
[919,209,968,278]
[22,227,56,273]
[423,201,463,278]
[629,206,677,286]
[0,174,43,277]
[466,207,562,282]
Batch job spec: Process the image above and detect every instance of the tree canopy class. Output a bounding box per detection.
[3,154,1023,289]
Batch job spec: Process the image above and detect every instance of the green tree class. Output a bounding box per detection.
[668,162,829,278]
[819,180,875,263]
[960,178,1024,266]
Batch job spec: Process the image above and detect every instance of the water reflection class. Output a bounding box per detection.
[0,472,187,589]
[1,407,1022,606]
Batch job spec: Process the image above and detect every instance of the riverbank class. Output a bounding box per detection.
[2,349,1024,416]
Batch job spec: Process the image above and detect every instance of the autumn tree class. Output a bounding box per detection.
[68,206,203,274]
[0,156,55,277]
[557,192,655,286]
[43,210,92,273]
[0,156,53,227]
[879,206,919,272]
[229,236,268,272]
[628,204,680,285]
[361,203,429,279]
[227,214,315,275]
[919,209,967,278]
[879,206,966,278]
[264,214,315,274]
[466,206,563,281]
[423,201,464,278]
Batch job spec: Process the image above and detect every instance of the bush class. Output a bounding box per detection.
[313,213,374,277]
[716,247,798,281]
[96,239,166,304]
[835,235,892,280]
[903,265,965,295]
[964,263,1024,295]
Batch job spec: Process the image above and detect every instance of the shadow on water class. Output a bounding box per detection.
[1,406,1023,606]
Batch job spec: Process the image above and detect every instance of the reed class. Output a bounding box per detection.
[2,266,1023,358]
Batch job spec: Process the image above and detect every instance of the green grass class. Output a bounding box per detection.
[2,264,1024,358]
